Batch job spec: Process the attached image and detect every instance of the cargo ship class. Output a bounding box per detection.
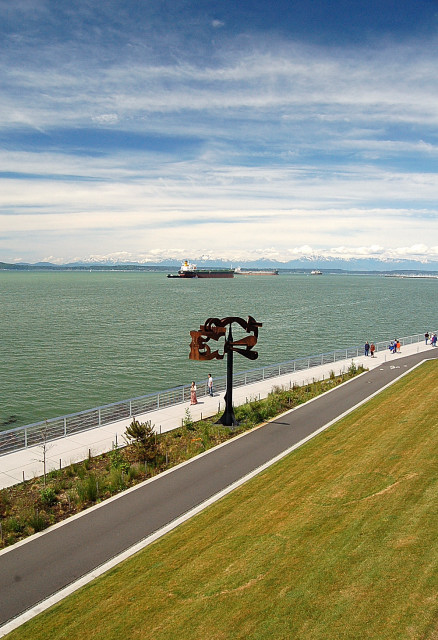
[167,261,234,279]
[234,267,279,276]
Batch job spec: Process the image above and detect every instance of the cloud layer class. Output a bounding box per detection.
[0,1,437,265]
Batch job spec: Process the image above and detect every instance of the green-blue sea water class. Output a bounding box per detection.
[0,271,436,429]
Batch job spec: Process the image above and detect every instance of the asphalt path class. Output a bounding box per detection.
[1,350,437,626]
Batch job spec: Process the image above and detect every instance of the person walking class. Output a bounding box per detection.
[190,381,197,405]
[432,334,437,347]
[425,332,430,344]
[396,339,401,353]
[208,374,213,396]
[370,343,376,357]
[364,341,370,356]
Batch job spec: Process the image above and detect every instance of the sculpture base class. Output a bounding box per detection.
[217,407,238,428]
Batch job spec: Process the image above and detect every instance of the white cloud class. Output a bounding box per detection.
[2,38,438,129]
[91,113,119,124]
[1,25,438,264]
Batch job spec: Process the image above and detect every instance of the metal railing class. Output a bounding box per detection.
[0,332,432,456]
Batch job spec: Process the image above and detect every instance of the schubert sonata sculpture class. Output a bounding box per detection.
[189,316,262,426]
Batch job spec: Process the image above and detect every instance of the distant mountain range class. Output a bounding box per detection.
[2,258,438,274]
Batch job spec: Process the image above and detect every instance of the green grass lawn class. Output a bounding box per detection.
[7,361,438,640]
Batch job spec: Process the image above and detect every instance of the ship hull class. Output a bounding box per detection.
[168,271,234,279]
[180,271,233,278]
[235,271,278,276]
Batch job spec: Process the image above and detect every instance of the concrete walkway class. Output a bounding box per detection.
[0,340,433,489]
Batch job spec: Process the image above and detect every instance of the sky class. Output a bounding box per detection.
[1,0,438,266]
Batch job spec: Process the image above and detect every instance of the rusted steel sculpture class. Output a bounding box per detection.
[189,316,262,426]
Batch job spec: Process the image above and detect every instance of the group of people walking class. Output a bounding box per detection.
[365,332,438,358]
[388,339,401,354]
[365,339,401,356]
[364,341,376,357]
[425,332,438,347]
[190,374,214,405]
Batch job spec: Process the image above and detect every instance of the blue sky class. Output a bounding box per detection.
[1,0,438,265]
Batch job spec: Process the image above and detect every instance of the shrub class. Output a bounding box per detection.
[76,474,99,503]
[109,446,130,472]
[0,489,11,510]
[77,464,87,480]
[66,489,77,508]
[66,464,77,477]
[127,464,142,483]
[125,419,158,463]
[3,517,24,534]
[182,408,195,431]
[28,510,49,533]
[56,477,70,491]
[40,487,57,507]
[201,424,211,450]
[348,361,357,375]
[264,392,283,417]
[107,468,126,493]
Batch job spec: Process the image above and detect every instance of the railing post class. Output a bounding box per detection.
[24,427,28,448]
[157,394,160,409]
[129,400,132,417]
[64,417,67,436]
[98,409,101,427]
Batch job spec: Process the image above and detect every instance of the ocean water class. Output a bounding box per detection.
[0,270,436,429]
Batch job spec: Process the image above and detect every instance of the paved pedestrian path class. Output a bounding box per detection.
[0,345,437,636]
[0,341,433,489]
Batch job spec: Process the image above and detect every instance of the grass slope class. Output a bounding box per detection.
[7,361,438,640]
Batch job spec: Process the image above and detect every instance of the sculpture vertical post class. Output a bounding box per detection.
[219,324,237,427]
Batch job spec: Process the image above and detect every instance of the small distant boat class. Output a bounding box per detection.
[234,267,279,276]
[167,260,234,279]
[311,270,323,275]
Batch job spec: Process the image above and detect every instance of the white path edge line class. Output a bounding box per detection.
[0,358,430,638]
